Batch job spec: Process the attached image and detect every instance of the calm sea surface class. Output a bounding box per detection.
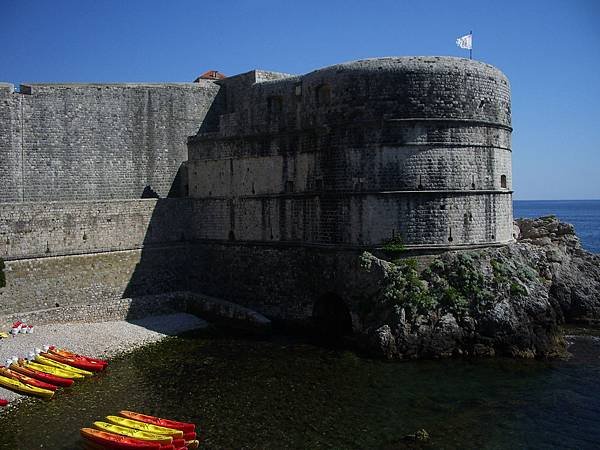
[1,330,600,449]
[0,200,599,449]
[514,199,600,254]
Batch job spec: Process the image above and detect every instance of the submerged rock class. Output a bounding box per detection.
[356,216,600,359]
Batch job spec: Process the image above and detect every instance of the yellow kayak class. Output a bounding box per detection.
[35,355,93,377]
[93,421,173,444]
[106,415,184,438]
[25,361,85,380]
[0,374,54,399]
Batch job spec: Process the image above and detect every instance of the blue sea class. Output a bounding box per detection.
[514,200,600,254]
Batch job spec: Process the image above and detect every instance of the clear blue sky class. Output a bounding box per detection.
[1,0,598,200]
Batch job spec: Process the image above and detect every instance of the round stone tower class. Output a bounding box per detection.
[187,56,514,249]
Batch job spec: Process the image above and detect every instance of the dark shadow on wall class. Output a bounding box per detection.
[120,87,226,330]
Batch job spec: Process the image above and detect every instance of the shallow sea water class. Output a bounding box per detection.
[1,329,600,449]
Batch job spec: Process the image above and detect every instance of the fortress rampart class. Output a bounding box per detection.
[0,56,514,321]
[188,57,513,248]
[0,81,218,202]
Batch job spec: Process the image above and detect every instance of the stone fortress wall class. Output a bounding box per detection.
[187,57,513,248]
[0,81,218,202]
[0,57,514,320]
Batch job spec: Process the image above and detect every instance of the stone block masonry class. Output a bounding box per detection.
[0,199,193,260]
[188,56,514,249]
[0,82,219,202]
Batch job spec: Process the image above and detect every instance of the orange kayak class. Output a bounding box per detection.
[49,346,108,366]
[119,411,195,433]
[40,352,105,372]
[80,428,162,449]
[0,366,58,391]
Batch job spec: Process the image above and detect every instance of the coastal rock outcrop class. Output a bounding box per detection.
[357,216,600,359]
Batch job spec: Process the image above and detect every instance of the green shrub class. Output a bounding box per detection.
[510,282,527,297]
[425,253,494,313]
[381,235,406,254]
[382,258,437,315]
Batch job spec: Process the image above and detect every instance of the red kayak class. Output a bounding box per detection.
[0,399,8,407]
[10,363,74,387]
[0,367,58,391]
[41,352,105,372]
[82,442,175,450]
[119,411,195,433]
[81,428,162,449]
[49,346,108,366]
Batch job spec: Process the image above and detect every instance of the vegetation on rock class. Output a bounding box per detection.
[380,235,406,255]
[355,216,596,360]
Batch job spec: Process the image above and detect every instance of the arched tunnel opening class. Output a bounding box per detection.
[312,292,354,340]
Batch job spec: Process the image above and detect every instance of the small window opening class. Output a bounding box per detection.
[316,84,331,106]
[285,180,294,192]
[501,175,507,189]
[294,83,302,96]
[418,175,423,190]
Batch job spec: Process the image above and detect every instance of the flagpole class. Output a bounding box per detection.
[469,30,472,59]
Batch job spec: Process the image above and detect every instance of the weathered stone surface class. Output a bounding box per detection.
[358,216,600,359]
[187,57,514,249]
[0,82,219,202]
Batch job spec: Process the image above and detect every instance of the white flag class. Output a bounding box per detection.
[456,33,472,50]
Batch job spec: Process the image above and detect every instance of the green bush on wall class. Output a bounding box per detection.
[0,257,5,288]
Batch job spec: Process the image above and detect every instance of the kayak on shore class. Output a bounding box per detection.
[10,362,75,387]
[34,354,94,377]
[48,346,108,367]
[41,351,106,372]
[0,366,58,391]
[0,373,54,399]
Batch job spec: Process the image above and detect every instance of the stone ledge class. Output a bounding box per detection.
[0,291,271,332]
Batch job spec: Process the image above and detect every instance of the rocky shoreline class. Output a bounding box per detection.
[357,216,600,360]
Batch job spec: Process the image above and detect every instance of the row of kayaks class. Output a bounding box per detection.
[0,346,108,399]
[81,410,199,449]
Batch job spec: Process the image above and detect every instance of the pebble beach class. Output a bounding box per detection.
[0,313,208,404]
